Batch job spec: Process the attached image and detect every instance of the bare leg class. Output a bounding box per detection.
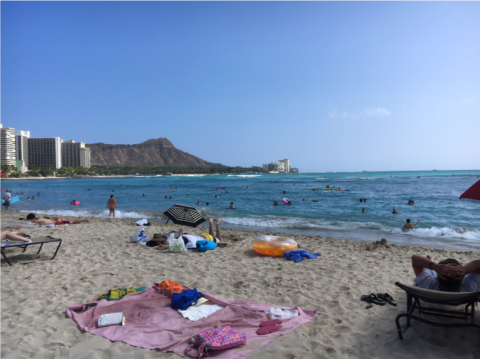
[1,231,32,243]
[113,209,115,219]
[208,218,215,237]
[109,209,112,219]
[215,220,224,242]
[70,218,90,224]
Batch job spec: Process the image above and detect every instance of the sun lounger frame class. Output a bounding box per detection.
[1,236,62,266]
[395,282,480,340]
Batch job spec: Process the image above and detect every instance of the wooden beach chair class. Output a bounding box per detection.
[394,282,480,340]
[1,236,62,266]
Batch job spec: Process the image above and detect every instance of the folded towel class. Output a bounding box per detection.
[196,240,216,252]
[283,249,321,263]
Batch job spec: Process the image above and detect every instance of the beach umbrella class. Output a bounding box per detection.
[163,204,206,227]
[459,180,480,201]
[0,172,6,177]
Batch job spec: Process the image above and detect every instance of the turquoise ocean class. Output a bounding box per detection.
[4,170,480,251]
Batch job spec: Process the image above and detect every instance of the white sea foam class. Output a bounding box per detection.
[227,175,262,177]
[221,215,385,232]
[29,209,153,219]
[391,227,480,241]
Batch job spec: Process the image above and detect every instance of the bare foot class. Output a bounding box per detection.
[427,255,432,260]
[209,217,214,224]
[216,219,224,225]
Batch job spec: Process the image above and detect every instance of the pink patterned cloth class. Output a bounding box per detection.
[66,283,316,358]
[185,326,246,358]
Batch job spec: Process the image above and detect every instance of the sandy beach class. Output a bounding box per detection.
[1,211,478,358]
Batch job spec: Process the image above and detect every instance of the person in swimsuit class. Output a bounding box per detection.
[228,202,235,209]
[403,218,419,231]
[156,218,224,251]
[107,195,117,219]
[25,213,89,225]
[392,208,399,215]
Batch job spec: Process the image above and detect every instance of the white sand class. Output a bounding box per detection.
[1,211,479,358]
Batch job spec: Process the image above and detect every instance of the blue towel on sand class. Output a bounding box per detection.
[171,288,203,310]
[283,249,321,263]
[196,240,216,252]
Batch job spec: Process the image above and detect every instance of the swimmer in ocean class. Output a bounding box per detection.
[362,207,366,213]
[273,201,278,206]
[228,202,235,209]
[392,208,399,215]
[403,219,420,231]
[197,201,202,205]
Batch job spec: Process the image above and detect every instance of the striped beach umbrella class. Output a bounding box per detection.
[163,204,206,227]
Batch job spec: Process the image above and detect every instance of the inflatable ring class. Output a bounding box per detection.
[70,201,80,205]
[253,236,298,257]
[282,198,290,204]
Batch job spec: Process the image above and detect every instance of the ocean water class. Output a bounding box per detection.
[3,170,480,251]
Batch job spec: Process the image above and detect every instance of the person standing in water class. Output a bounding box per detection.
[403,219,420,231]
[107,195,117,219]
[392,208,399,215]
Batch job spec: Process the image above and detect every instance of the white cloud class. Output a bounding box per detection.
[329,107,392,119]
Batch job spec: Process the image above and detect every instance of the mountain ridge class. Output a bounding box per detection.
[86,138,221,167]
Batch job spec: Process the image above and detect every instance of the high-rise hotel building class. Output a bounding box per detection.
[0,124,17,166]
[16,130,30,172]
[28,137,62,169]
[61,140,91,168]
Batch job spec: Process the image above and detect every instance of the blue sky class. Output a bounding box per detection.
[2,2,479,172]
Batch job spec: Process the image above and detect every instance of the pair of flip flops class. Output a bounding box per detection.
[256,319,282,335]
[361,293,397,306]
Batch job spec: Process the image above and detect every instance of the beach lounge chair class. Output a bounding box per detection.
[1,236,62,266]
[394,282,480,340]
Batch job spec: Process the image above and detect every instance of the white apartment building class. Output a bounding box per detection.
[262,159,291,173]
[0,124,17,166]
[16,130,30,173]
[28,137,62,169]
[80,147,91,168]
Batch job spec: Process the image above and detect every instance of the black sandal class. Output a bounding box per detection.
[361,294,386,306]
[217,243,228,248]
[376,293,397,306]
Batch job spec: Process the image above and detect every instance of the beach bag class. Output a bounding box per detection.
[185,326,246,358]
[128,228,148,243]
[167,233,186,253]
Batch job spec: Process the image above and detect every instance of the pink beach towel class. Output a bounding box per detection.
[66,283,316,358]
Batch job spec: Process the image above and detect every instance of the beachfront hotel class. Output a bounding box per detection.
[61,140,91,168]
[0,123,92,173]
[0,124,17,166]
[263,159,291,173]
[28,137,63,169]
[16,130,30,173]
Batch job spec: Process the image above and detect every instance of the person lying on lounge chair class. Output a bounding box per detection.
[156,218,223,251]
[411,254,480,292]
[1,231,32,243]
[25,213,89,225]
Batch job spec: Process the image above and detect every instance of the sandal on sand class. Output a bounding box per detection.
[217,243,228,248]
[260,319,282,327]
[376,293,397,306]
[256,326,281,335]
[361,294,386,306]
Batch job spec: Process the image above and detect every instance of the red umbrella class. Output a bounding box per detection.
[459,180,480,201]
[0,172,6,177]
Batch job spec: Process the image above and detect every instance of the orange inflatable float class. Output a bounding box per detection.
[253,236,298,257]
